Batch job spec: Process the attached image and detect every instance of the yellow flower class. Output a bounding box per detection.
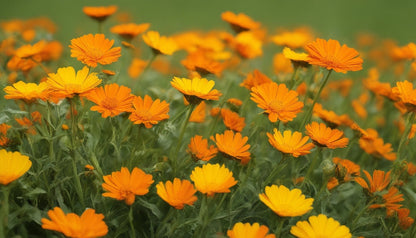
[290,214,352,238]
[142,31,178,55]
[267,129,314,157]
[227,222,275,238]
[171,77,222,105]
[4,81,49,103]
[259,185,313,217]
[156,178,197,209]
[0,149,32,185]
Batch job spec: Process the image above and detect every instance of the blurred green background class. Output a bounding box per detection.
[1,0,415,45]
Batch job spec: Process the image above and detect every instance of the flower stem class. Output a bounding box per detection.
[303,147,322,186]
[173,104,195,175]
[0,186,10,238]
[275,216,285,238]
[262,154,289,187]
[351,197,377,229]
[397,112,415,160]
[289,65,299,90]
[129,205,136,238]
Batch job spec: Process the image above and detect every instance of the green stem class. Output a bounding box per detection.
[129,205,136,238]
[262,154,289,187]
[275,216,285,238]
[303,147,322,185]
[0,186,10,238]
[288,65,299,90]
[397,112,415,160]
[173,104,195,175]
[351,197,377,229]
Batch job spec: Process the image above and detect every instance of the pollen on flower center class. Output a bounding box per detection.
[101,97,119,110]
[269,100,284,111]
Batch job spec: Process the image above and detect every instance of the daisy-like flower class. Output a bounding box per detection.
[181,50,224,77]
[102,167,154,205]
[4,81,48,103]
[156,178,197,209]
[305,122,349,149]
[369,186,404,215]
[171,77,222,105]
[313,103,353,128]
[83,5,117,22]
[283,47,309,68]
[240,69,273,90]
[47,66,102,99]
[290,214,352,238]
[397,208,415,230]
[305,38,363,73]
[0,149,32,185]
[221,108,246,132]
[41,207,108,238]
[221,11,260,33]
[69,34,121,67]
[267,129,315,157]
[84,83,135,118]
[358,128,396,161]
[211,130,251,164]
[392,80,416,112]
[271,29,313,49]
[142,31,178,55]
[354,169,391,194]
[110,23,150,40]
[227,222,275,238]
[250,82,304,123]
[187,135,218,161]
[128,95,170,128]
[259,185,313,217]
[15,40,46,62]
[234,31,263,59]
[190,163,237,196]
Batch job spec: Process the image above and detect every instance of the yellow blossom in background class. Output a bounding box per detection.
[0,149,32,185]
[233,31,262,59]
[306,122,349,149]
[83,5,117,22]
[110,22,150,40]
[4,81,49,103]
[142,30,178,55]
[221,11,260,33]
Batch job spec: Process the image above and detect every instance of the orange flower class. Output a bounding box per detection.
[240,69,273,90]
[369,187,404,215]
[85,83,135,118]
[267,129,314,157]
[83,5,117,22]
[305,38,363,73]
[41,207,108,238]
[332,157,360,182]
[156,178,197,209]
[250,82,304,123]
[273,53,293,75]
[181,50,224,77]
[128,58,147,78]
[171,77,222,105]
[358,128,396,161]
[305,122,348,149]
[221,108,246,132]
[392,80,416,112]
[233,31,262,59]
[211,130,251,164]
[313,103,353,128]
[397,208,415,230]
[363,68,397,101]
[142,31,178,55]
[227,98,243,107]
[15,117,36,135]
[4,81,48,103]
[15,40,46,62]
[7,55,37,72]
[354,169,391,194]
[221,11,260,33]
[190,163,237,196]
[189,101,206,123]
[102,167,154,205]
[0,149,32,185]
[69,34,121,67]
[128,95,169,128]
[271,29,313,49]
[187,135,218,161]
[110,23,150,40]
[227,222,275,238]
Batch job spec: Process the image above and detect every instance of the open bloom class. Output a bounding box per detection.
[283,47,309,68]
[290,214,351,238]
[70,34,121,67]
[354,169,391,194]
[240,69,273,90]
[234,31,263,59]
[102,167,154,205]
[0,149,32,185]
[187,135,218,161]
[259,185,313,217]
[4,81,48,103]
[267,129,314,157]
[221,108,246,132]
[190,163,237,196]
[251,82,303,123]
[305,38,363,73]
[142,31,178,55]
[221,11,260,33]
[171,77,222,105]
[227,222,275,238]
[369,186,404,215]
[305,122,348,149]
[41,207,108,238]
[83,5,117,22]
[211,130,251,164]
[156,178,197,209]
[110,23,150,40]
[392,80,416,112]
[85,83,135,118]
[128,95,169,128]
[358,128,396,161]
[181,50,224,77]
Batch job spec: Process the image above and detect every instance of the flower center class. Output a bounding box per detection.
[101,97,119,110]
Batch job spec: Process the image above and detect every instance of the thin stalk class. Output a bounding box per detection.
[262,154,289,187]
[173,104,195,175]
[0,186,10,238]
[129,205,136,238]
[275,216,285,238]
[397,112,415,160]
[303,147,322,185]
[351,197,377,229]
[288,65,299,90]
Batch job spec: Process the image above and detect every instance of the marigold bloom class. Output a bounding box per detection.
[0,149,32,185]
[267,129,314,157]
[110,23,150,40]
[397,208,415,230]
[41,207,108,238]
[273,53,294,75]
[171,77,222,105]
[156,178,197,209]
[358,128,396,161]
[363,68,397,101]
[142,31,178,55]
[181,51,224,77]
[47,66,102,99]
[234,31,262,59]
[251,82,304,123]
[187,135,218,161]
[221,108,245,132]
[290,214,351,238]
[85,83,135,118]
[102,167,153,205]
[128,58,147,78]
[305,122,348,149]
[392,80,416,112]
[354,169,391,194]
[211,130,251,164]
[221,11,260,33]
[190,163,237,196]
[305,38,363,73]
[259,185,313,217]
[15,40,46,62]
[369,187,404,215]
[4,81,48,103]
[69,34,121,67]
[16,117,36,135]
[240,69,273,90]
[83,5,117,22]
[271,28,313,49]
[227,222,275,238]
[283,47,309,68]
[313,103,352,128]
[128,95,169,128]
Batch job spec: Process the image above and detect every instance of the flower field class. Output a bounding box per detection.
[1,2,416,238]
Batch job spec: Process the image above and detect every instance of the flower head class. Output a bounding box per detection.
[4,81,49,103]
[221,11,260,33]
[83,5,117,22]
[156,178,197,209]
[0,149,32,185]
[392,80,416,112]
[283,47,309,68]
[187,135,218,161]
[110,23,150,40]
[41,207,108,238]
[211,130,251,164]
[240,69,273,90]
[358,128,396,161]
[181,50,224,77]
[259,185,313,217]
[142,31,178,55]
[290,214,352,238]
[369,186,404,215]
[221,108,246,132]
[354,169,391,194]
[271,29,313,49]
[234,31,262,59]
[267,129,314,157]
[171,77,222,105]
[227,222,275,238]
[313,103,352,128]
[102,167,154,205]
[305,122,348,149]
[190,163,237,196]
[128,95,169,128]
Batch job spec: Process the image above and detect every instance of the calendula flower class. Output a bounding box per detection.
[283,47,309,68]
[271,28,313,49]
[221,108,246,132]
[83,5,117,22]
[102,167,154,205]
[290,214,352,238]
[15,40,46,62]
[227,222,275,238]
[240,69,273,90]
[41,207,108,238]
[110,23,150,40]
[267,129,314,157]
[69,34,121,67]
[190,163,237,196]
[128,58,147,78]
[171,77,222,105]
[181,50,224,77]
[363,68,398,101]
[358,128,396,161]
[305,122,349,149]
[259,185,313,217]
[221,11,260,33]
[305,38,363,73]
[251,82,304,123]
[85,83,135,118]
[187,135,218,161]
[4,81,48,103]
[142,31,178,55]
[392,80,416,112]
[15,117,36,135]
[0,149,32,185]
[211,130,251,164]
[234,31,262,59]
[397,208,415,230]
[313,103,353,128]
[128,95,170,128]
[273,52,294,75]
[354,169,391,194]
[370,186,404,215]
[156,178,197,209]
[47,66,102,99]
